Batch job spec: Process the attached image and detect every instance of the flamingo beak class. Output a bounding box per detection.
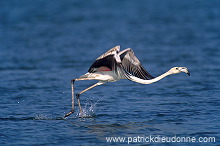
[187,71,190,76]
[180,67,190,76]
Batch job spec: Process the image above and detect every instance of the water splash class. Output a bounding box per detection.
[34,114,64,120]
[76,99,99,118]
[34,114,52,120]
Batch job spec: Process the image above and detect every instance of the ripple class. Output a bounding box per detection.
[0,115,65,121]
[0,117,34,121]
[33,114,65,120]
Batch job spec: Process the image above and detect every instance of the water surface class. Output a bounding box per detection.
[0,0,220,145]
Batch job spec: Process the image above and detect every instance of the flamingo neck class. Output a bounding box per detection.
[128,70,172,84]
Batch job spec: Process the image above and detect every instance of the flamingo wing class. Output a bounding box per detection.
[119,48,154,80]
[88,46,120,73]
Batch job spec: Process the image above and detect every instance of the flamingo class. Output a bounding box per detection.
[64,46,190,117]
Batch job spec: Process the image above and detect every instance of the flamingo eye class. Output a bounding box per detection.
[176,67,178,70]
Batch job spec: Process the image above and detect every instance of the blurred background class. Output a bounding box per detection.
[0,0,219,145]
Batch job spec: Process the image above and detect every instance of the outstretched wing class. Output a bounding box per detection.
[88,46,120,73]
[96,45,120,60]
[119,48,154,80]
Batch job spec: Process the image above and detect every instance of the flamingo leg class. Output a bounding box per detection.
[76,82,104,116]
[64,78,104,118]
[64,79,76,117]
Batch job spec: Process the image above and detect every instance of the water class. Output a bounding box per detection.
[1,0,220,145]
